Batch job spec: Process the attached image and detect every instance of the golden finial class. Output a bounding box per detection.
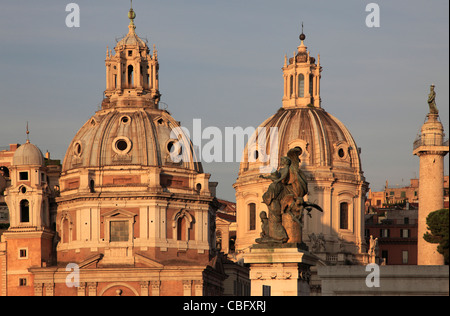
[300,22,306,41]
[26,122,30,143]
[128,0,136,25]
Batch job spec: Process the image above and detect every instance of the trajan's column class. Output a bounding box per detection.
[413,85,449,265]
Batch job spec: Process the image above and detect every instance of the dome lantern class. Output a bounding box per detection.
[282,25,322,109]
[104,3,161,109]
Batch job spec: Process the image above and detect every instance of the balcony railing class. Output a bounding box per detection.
[413,135,449,150]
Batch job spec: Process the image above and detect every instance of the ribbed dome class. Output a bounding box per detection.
[13,142,45,166]
[62,108,202,173]
[116,16,147,48]
[116,28,147,48]
[240,107,362,174]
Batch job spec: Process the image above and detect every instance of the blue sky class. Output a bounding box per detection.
[0,0,448,201]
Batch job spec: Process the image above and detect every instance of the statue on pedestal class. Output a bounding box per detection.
[428,85,439,115]
[256,146,323,247]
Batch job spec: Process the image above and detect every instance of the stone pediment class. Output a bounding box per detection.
[78,254,104,269]
[134,253,164,268]
[102,209,137,219]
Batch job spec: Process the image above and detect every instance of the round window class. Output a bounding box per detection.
[167,141,175,153]
[116,140,128,151]
[167,140,183,155]
[120,116,131,124]
[112,137,132,155]
[73,142,82,157]
[338,148,345,158]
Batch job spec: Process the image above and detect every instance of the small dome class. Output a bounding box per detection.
[116,31,147,47]
[116,24,147,48]
[13,142,45,166]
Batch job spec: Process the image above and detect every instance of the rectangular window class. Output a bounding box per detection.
[19,172,29,181]
[380,228,390,238]
[19,278,27,286]
[401,229,410,238]
[110,221,129,242]
[19,248,28,259]
[402,251,409,264]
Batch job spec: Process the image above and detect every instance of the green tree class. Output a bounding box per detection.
[423,208,449,264]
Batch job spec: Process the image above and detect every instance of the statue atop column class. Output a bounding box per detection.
[256,146,323,247]
[428,84,439,115]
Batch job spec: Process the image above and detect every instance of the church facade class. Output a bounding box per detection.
[234,30,370,265]
[0,6,229,297]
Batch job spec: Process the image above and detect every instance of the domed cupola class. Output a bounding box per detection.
[61,5,203,176]
[13,140,45,167]
[103,5,161,109]
[5,136,51,230]
[234,29,369,264]
[56,5,216,266]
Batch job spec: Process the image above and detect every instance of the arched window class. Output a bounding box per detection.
[0,166,9,178]
[127,65,134,87]
[216,230,222,251]
[177,217,186,241]
[20,200,30,223]
[290,76,294,97]
[249,203,256,231]
[62,218,70,243]
[298,74,305,98]
[309,74,314,96]
[340,202,349,230]
[173,209,194,242]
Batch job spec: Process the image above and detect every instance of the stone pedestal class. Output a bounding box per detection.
[244,243,319,296]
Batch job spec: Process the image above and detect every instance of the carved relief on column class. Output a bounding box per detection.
[140,281,149,296]
[77,282,86,296]
[193,280,204,296]
[44,283,54,296]
[182,280,192,296]
[34,283,43,296]
[150,280,161,296]
[88,282,97,296]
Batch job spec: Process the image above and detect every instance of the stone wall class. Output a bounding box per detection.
[317,265,449,296]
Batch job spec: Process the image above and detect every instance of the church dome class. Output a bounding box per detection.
[239,106,363,176]
[62,108,202,173]
[234,31,368,262]
[62,7,200,174]
[13,141,45,166]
